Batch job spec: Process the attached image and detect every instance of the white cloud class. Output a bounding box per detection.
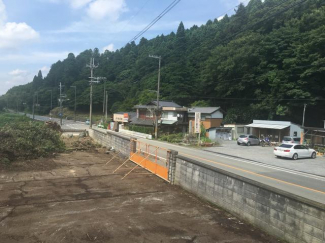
[0,0,6,24]
[40,66,50,77]
[69,0,92,9]
[87,0,127,21]
[5,68,31,87]
[217,15,225,21]
[103,43,114,52]
[0,22,39,49]
[9,69,29,76]
[0,0,39,49]
[0,51,71,63]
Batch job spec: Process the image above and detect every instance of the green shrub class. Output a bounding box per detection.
[159,133,183,143]
[129,125,154,134]
[0,120,65,163]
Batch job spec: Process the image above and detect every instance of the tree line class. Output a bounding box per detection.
[1,0,324,127]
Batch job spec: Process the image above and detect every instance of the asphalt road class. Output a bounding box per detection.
[25,114,325,205]
[25,113,89,130]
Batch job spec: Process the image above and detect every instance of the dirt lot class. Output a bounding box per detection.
[0,137,281,243]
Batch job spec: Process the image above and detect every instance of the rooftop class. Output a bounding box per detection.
[188,107,222,114]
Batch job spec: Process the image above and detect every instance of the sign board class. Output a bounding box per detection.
[123,113,129,122]
[194,112,201,134]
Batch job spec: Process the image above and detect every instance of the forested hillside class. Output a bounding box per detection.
[1,0,324,126]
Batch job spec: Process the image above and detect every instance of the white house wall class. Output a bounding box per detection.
[290,124,303,137]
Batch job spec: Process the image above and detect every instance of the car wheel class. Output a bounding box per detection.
[311,152,316,159]
[237,142,240,145]
[292,153,298,160]
[247,142,251,146]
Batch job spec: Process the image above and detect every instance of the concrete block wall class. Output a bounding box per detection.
[90,128,131,157]
[175,156,325,243]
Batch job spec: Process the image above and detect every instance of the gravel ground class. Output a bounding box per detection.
[204,140,325,177]
[0,145,281,243]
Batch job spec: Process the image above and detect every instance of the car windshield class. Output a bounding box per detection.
[279,144,293,148]
[283,137,291,141]
[239,135,247,138]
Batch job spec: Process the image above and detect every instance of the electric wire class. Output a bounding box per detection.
[127,0,181,44]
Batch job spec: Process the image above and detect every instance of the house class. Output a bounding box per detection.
[188,107,224,134]
[131,101,188,133]
[245,120,303,142]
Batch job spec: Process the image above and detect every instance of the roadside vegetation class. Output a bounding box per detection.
[0,113,65,165]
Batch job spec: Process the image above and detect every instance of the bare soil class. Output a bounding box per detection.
[0,137,281,243]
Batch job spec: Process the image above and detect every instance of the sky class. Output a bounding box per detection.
[0,0,244,95]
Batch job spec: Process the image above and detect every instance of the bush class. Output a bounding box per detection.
[129,125,154,135]
[0,120,65,164]
[159,133,183,143]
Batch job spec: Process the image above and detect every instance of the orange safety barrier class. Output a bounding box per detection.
[129,140,170,181]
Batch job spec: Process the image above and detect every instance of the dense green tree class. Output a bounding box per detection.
[2,0,324,127]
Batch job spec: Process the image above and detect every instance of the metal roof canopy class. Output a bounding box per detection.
[245,123,289,129]
[160,120,177,125]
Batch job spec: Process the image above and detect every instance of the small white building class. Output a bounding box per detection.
[224,124,249,140]
[245,120,303,142]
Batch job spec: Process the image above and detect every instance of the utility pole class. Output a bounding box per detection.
[105,90,108,122]
[301,103,307,144]
[59,82,63,126]
[302,103,307,127]
[103,80,106,115]
[149,55,161,139]
[71,86,76,122]
[86,58,99,129]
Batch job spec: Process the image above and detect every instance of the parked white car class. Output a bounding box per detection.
[274,144,317,160]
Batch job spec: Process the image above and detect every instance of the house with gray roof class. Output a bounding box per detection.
[188,107,225,134]
[131,100,188,133]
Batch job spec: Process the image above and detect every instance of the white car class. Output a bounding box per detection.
[274,144,317,160]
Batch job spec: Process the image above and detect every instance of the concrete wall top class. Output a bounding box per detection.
[92,127,131,141]
[176,154,325,211]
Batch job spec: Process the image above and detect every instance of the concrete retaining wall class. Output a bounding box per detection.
[90,128,131,157]
[119,128,152,139]
[175,155,325,243]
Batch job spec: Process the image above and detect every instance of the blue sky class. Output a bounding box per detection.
[0,0,244,95]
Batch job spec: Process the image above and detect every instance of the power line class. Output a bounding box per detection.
[127,0,181,44]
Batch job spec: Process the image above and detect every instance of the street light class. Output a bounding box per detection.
[149,55,161,139]
[71,86,76,122]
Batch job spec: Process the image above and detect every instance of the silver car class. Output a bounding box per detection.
[282,136,301,145]
[237,134,260,146]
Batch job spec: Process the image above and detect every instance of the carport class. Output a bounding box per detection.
[245,120,303,143]
[303,126,325,147]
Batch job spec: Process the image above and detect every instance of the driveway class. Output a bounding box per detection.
[204,140,325,177]
[0,149,279,243]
